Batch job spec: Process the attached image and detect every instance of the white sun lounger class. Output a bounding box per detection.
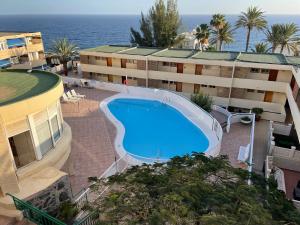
[238,144,250,162]
[66,91,81,100]
[71,89,85,98]
[62,93,79,103]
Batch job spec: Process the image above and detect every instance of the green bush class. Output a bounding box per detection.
[191,92,213,112]
[252,107,264,115]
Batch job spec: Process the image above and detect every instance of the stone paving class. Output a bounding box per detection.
[219,123,251,168]
[61,87,118,195]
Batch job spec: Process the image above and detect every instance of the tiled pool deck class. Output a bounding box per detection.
[61,87,261,194]
[61,88,117,194]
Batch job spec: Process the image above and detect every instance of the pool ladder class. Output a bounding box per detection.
[162,96,171,104]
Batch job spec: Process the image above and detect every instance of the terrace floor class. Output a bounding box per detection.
[61,87,118,194]
[282,168,300,199]
[62,87,269,195]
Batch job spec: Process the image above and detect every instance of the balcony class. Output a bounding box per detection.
[6,38,26,48]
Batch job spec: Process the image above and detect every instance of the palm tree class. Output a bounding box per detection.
[194,24,210,51]
[210,14,226,50]
[236,6,267,52]
[290,41,300,56]
[211,22,234,51]
[265,24,282,53]
[277,23,299,54]
[251,42,269,53]
[50,38,78,76]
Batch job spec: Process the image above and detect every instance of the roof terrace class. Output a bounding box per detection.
[120,47,162,56]
[0,69,60,106]
[152,48,196,58]
[81,45,300,67]
[85,45,131,53]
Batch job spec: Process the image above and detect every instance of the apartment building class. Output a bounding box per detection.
[79,45,300,134]
[0,69,72,218]
[0,32,46,69]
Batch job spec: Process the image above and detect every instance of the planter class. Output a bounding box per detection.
[252,108,263,122]
[240,117,252,125]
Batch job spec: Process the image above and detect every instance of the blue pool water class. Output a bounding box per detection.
[107,98,209,159]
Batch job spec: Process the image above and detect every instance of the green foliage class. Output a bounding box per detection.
[252,107,264,115]
[194,24,210,51]
[88,153,300,225]
[277,23,299,54]
[236,6,267,52]
[58,201,78,223]
[251,42,269,53]
[130,0,181,48]
[265,23,299,54]
[191,92,213,112]
[209,14,228,51]
[50,38,78,75]
[265,24,282,53]
[210,22,234,51]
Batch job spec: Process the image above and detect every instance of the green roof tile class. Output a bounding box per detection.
[84,45,131,53]
[286,56,300,66]
[192,51,239,61]
[120,47,162,56]
[152,49,196,58]
[0,69,60,106]
[238,53,288,65]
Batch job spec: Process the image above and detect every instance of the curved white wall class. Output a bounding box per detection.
[64,77,223,162]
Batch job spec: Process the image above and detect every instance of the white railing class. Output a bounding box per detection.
[268,121,300,161]
[74,154,131,209]
[227,113,256,181]
[272,122,292,136]
[63,77,223,157]
[212,105,232,118]
[265,155,273,179]
[274,168,286,193]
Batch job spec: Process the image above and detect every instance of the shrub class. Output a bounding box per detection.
[191,92,213,112]
[252,107,264,115]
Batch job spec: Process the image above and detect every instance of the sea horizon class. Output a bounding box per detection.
[0,14,299,52]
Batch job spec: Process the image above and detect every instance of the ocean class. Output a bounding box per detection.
[0,15,299,52]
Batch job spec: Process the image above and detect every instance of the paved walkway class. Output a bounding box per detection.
[61,87,118,194]
[220,123,251,168]
[252,120,269,174]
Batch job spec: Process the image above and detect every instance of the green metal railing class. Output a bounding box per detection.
[8,193,98,225]
[7,193,66,225]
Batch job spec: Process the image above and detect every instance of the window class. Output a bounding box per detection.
[257,90,265,94]
[261,69,269,74]
[162,62,170,66]
[209,85,216,88]
[127,59,137,64]
[162,80,168,84]
[170,62,177,67]
[36,121,53,156]
[96,56,106,61]
[51,116,60,142]
[247,89,254,92]
[250,68,260,73]
[201,84,207,87]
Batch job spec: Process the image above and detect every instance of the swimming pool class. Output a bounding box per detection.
[107,98,210,160]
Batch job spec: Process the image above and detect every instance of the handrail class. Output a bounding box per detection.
[7,193,66,225]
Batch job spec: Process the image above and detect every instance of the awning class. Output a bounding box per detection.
[7,38,26,48]
[0,59,11,68]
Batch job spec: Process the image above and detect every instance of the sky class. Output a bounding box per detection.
[0,0,299,15]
